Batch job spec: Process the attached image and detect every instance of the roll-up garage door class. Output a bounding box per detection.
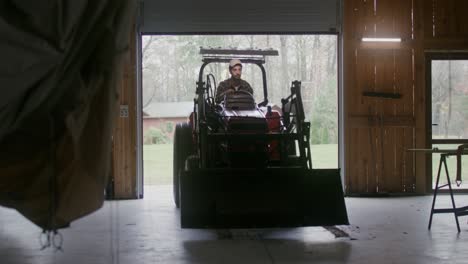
[139,0,341,34]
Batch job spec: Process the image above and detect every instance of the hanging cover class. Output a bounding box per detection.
[0,0,135,229]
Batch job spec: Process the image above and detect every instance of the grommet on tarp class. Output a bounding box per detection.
[39,229,63,251]
[52,230,64,252]
[39,230,51,250]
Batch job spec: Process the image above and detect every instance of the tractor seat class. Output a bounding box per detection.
[224,91,256,110]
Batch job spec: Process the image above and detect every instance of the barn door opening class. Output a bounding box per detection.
[427,53,468,190]
[140,35,339,201]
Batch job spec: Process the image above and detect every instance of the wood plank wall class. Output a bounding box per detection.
[344,0,468,194]
[424,0,468,49]
[110,0,468,197]
[112,25,138,199]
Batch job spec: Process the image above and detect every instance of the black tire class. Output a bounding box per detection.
[173,122,193,208]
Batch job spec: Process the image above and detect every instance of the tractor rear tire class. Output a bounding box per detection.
[173,122,193,208]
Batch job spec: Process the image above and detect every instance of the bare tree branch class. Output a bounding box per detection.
[142,36,155,55]
[142,83,158,109]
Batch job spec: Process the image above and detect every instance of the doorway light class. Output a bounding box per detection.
[362,37,401,42]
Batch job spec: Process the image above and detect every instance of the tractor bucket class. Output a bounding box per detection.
[180,167,348,228]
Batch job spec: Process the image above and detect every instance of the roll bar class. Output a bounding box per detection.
[197,48,279,107]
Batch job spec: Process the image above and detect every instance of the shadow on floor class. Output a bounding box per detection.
[1,228,352,263]
[183,236,352,263]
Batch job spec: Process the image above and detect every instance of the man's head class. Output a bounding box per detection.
[229,59,242,79]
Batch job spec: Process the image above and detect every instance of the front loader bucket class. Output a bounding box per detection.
[180,168,348,228]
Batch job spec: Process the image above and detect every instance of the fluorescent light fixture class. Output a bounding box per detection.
[362,37,401,42]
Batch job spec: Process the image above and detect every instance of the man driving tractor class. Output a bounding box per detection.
[174,48,348,228]
[215,59,253,103]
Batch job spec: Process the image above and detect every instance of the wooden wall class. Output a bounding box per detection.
[344,0,468,194]
[110,0,468,197]
[423,0,468,48]
[112,25,138,199]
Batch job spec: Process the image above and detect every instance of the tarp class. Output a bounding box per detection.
[0,0,135,229]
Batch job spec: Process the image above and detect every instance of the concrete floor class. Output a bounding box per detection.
[1,185,468,264]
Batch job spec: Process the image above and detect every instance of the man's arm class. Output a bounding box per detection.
[242,80,254,95]
[215,81,233,103]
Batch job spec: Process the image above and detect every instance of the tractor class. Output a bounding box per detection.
[173,48,348,228]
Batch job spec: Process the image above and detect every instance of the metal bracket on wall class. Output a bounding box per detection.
[120,105,129,118]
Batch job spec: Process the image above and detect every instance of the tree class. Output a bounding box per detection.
[141,35,339,145]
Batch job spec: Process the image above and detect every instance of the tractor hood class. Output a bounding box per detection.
[221,108,268,133]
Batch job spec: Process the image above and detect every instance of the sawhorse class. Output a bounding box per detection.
[428,151,468,232]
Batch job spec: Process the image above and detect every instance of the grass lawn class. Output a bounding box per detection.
[430,144,468,189]
[143,144,173,185]
[143,143,339,185]
[310,144,338,169]
[144,143,468,187]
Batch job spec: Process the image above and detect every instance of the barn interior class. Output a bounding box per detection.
[2,0,468,263]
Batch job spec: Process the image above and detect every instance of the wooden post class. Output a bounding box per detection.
[112,24,138,199]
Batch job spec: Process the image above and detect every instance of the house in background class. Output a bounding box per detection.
[143,101,193,142]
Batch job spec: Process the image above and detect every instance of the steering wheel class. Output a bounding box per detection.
[206,74,217,107]
[224,89,256,110]
[228,89,254,98]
